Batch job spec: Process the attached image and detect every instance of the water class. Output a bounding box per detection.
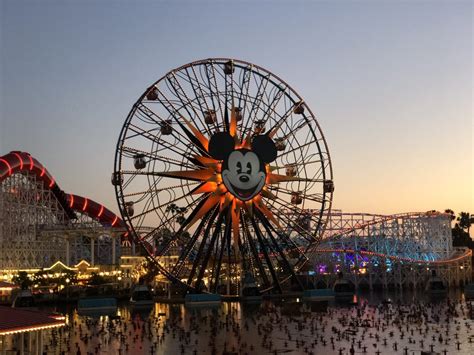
[6,290,474,354]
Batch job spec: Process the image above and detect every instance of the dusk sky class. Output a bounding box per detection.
[1,0,472,217]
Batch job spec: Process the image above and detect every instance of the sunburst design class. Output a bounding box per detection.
[162,106,300,246]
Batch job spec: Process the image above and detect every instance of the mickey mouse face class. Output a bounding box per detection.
[222,149,266,200]
[208,132,277,201]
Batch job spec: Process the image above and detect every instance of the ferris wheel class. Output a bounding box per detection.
[113,58,334,294]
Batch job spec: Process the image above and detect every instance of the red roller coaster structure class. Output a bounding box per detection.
[0,151,124,228]
[0,151,131,270]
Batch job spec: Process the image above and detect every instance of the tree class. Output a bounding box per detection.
[452,224,474,249]
[444,209,455,220]
[12,271,33,290]
[88,273,107,286]
[166,203,187,228]
[457,212,472,235]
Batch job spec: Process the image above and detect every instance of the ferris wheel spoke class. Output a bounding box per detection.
[254,207,304,290]
[274,140,314,161]
[121,168,215,183]
[135,103,169,125]
[188,65,221,133]
[208,61,225,124]
[236,65,252,116]
[141,195,207,251]
[194,208,227,291]
[186,206,220,287]
[126,121,198,160]
[256,85,287,132]
[121,146,197,170]
[267,199,319,242]
[124,125,160,140]
[198,62,223,125]
[241,72,272,138]
[145,88,207,154]
[181,67,216,136]
[172,207,213,278]
[267,186,325,204]
[167,72,206,128]
[266,173,325,185]
[154,137,206,168]
[241,214,270,289]
[266,105,297,138]
[129,186,200,222]
[197,64,221,127]
[278,118,309,142]
[125,122,160,144]
[162,73,199,124]
[131,184,160,228]
[247,71,285,128]
[148,91,209,156]
[211,213,231,293]
[249,216,282,293]
[255,207,309,264]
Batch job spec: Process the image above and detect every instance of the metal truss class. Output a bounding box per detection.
[0,172,68,269]
[0,170,123,270]
[309,210,472,289]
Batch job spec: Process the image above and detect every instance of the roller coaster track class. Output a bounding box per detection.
[0,151,125,228]
[322,211,449,240]
[311,212,472,265]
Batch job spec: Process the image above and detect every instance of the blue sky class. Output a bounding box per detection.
[1,0,472,216]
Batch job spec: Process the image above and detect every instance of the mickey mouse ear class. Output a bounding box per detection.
[251,134,277,163]
[208,132,235,160]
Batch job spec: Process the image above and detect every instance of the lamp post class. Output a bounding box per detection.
[65,278,70,299]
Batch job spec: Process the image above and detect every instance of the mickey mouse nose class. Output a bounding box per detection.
[239,175,249,183]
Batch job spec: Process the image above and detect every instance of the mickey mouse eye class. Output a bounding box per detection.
[236,162,242,174]
[246,162,252,174]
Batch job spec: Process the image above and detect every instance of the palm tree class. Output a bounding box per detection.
[444,209,455,226]
[457,212,472,235]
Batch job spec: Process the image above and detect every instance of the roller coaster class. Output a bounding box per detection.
[310,210,472,289]
[0,151,129,271]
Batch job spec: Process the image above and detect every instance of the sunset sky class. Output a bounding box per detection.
[1,0,472,217]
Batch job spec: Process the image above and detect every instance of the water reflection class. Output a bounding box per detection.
[11,290,473,354]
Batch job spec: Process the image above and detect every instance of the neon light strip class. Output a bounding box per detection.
[40,166,45,177]
[97,205,104,218]
[0,322,65,336]
[82,198,88,211]
[29,155,34,170]
[111,216,118,227]
[313,248,472,265]
[49,178,55,188]
[13,153,23,170]
[69,194,74,208]
[0,159,12,176]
